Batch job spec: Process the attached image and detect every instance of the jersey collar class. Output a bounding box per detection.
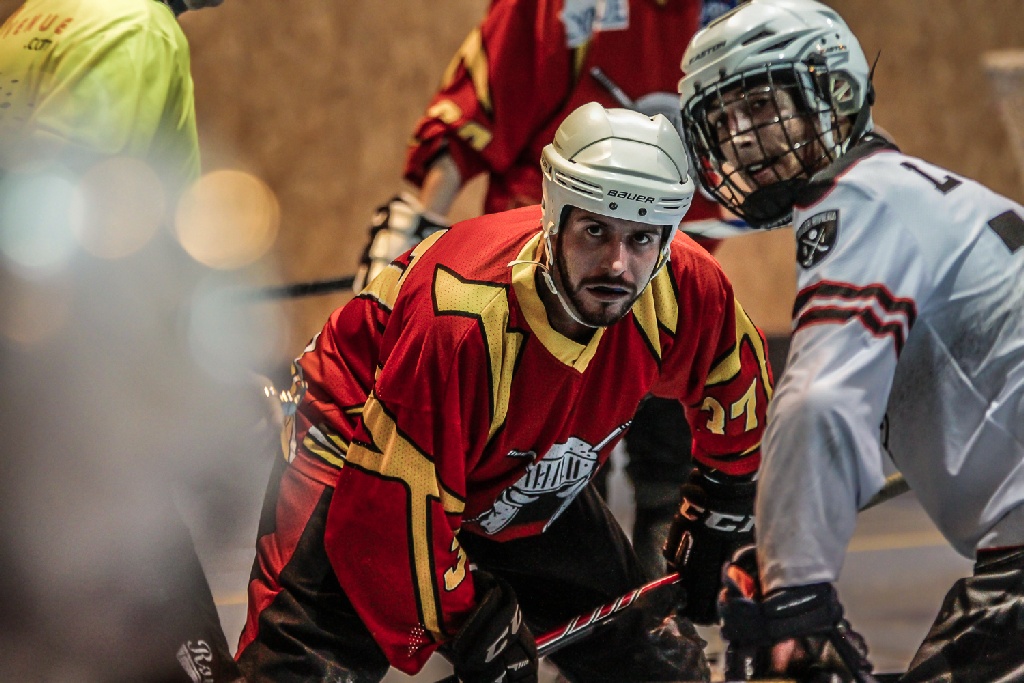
[510,233,605,373]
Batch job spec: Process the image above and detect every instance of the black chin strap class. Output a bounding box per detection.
[739,178,808,229]
[542,232,599,330]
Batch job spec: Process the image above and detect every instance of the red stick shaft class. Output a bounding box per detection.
[535,571,681,656]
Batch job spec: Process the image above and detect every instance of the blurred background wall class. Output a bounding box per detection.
[179,0,1024,363]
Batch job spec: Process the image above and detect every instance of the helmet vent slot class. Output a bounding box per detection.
[761,37,796,51]
[554,171,602,198]
[742,30,775,46]
[658,198,687,210]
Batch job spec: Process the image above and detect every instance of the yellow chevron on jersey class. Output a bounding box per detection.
[440,27,492,116]
[705,299,773,397]
[433,266,526,442]
[345,393,466,638]
[631,265,680,361]
[360,230,447,309]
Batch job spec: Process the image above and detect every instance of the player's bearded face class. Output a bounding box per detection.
[705,84,823,196]
[553,208,664,327]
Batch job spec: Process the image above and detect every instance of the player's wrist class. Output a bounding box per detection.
[687,465,756,501]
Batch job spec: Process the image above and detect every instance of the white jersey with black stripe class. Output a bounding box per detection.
[757,136,1024,591]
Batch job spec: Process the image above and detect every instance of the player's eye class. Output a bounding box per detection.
[748,94,772,113]
[708,113,731,141]
[633,231,658,247]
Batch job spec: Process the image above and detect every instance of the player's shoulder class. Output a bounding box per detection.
[663,232,731,295]
[451,204,542,236]
[109,0,187,47]
[396,205,541,299]
[667,231,726,273]
[797,133,902,210]
[57,0,187,52]
[76,0,179,26]
[380,212,539,361]
[442,205,542,269]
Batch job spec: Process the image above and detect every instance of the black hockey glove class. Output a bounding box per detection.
[450,570,537,683]
[352,193,450,291]
[719,545,874,683]
[663,466,755,625]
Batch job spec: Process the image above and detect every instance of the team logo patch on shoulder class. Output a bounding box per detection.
[796,210,840,269]
[561,0,597,47]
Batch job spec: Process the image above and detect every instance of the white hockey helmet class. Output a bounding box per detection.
[540,102,694,261]
[678,0,874,229]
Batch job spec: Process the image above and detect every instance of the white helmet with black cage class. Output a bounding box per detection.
[677,0,874,229]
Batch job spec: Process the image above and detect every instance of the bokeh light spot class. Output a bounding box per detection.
[0,166,80,277]
[73,157,165,259]
[174,169,280,269]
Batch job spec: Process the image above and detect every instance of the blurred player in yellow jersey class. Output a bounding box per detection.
[0,0,202,199]
[0,1,246,681]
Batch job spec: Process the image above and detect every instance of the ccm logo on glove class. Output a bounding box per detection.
[485,605,523,663]
[451,571,537,683]
[663,467,756,625]
[678,498,754,534]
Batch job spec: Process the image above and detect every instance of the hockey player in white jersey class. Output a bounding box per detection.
[676,0,1024,681]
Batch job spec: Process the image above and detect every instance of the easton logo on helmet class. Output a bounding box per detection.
[607,189,655,203]
[687,40,726,64]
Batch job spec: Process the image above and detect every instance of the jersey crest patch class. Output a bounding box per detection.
[467,423,629,535]
[796,210,840,269]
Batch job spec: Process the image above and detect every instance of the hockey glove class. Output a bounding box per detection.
[663,466,755,625]
[450,570,537,683]
[352,192,449,291]
[719,545,874,682]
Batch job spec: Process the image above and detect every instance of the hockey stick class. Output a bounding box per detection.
[239,274,356,301]
[827,622,881,683]
[863,471,910,510]
[435,474,909,682]
[433,572,682,683]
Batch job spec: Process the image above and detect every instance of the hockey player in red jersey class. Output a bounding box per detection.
[679,1,1024,681]
[236,103,772,682]
[356,0,746,590]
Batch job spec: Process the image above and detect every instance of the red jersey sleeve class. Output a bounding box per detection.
[652,237,773,477]
[321,255,499,673]
[404,0,571,190]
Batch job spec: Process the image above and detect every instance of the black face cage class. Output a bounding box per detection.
[682,61,848,229]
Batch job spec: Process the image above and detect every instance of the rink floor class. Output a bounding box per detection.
[202,443,971,682]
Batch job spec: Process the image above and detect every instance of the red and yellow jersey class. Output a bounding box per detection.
[289,204,771,673]
[404,0,725,229]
